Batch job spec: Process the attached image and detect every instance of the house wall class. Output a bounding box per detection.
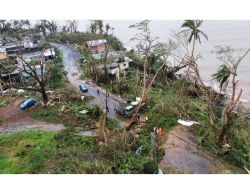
[90,44,106,53]
[108,68,119,75]
[119,61,129,70]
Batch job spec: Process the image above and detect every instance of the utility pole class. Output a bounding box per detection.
[151,127,157,164]
[105,90,109,126]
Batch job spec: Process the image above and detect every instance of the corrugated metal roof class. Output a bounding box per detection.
[86,39,107,47]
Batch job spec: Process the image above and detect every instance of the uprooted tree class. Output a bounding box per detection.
[126,20,176,130]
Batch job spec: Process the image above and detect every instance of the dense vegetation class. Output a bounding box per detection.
[0,20,249,174]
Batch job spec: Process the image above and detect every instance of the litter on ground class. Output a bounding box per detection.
[17,89,25,94]
[177,119,200,126]
[79,110,88,114]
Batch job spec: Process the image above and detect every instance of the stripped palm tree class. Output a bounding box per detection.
[180,20,208,56]
[178,20,208,96]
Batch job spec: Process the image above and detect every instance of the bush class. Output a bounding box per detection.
[48,64,65,89]
[143,160,158,174]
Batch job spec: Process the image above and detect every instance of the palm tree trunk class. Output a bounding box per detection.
[179,38,196,96]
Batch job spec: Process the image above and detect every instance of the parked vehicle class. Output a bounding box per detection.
[20,98,37,109]
[115,104,135,117]
[79,84,88,92]
[124,105,135,117]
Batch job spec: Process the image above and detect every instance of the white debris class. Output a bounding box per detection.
[79,110,88,114]
[136,97,141,102]
[17,89,25,94]
[131,100,140,106]
[46,90,54,94]
[177,119,200,126]
[223,144,231,148]
[158,168,163,174]
[81,96,85,101]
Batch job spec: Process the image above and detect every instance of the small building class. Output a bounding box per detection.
[0,69,21,83]
[86,39,107,53]
[95,54,133,75]
[107,59,130,75]
[92,51,124,60]
[16,48,55,68]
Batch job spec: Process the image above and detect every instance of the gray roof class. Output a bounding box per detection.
[92,51,125,60]
[86,39,107,47]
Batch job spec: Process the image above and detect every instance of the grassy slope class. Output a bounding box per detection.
[0,130,110,174]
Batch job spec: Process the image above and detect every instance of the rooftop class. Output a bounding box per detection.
[92,51,125,60]
[86,39,107,47]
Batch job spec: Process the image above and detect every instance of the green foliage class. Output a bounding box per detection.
[146,90,180,130]
[0,131,56,173]
[47,47,65,89]
[195,115,250,168]
[106,118,119,130]
[99,132,158,174]
[48,64,65,89]
[31,103,102,128]
[54,129,95,150]
[212,64,230,89]
[180,20,208,43]
[0,99,8,107]
[51,31,124,51]
[0,130,109,174]
[143,160,159,174]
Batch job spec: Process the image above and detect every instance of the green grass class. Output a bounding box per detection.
[0,130,108,174]
[0,129,158,174]
[31,102,102,129]
[0,131,56,173]
[106,118,119,130]
[0,99,9,107]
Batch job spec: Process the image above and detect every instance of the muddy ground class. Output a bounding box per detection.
[0,96,65,135]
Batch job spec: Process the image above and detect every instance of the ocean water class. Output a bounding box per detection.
[104,20,250,101]
[68,20,250,101]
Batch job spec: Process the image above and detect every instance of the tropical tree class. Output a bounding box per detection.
[213,46,250,145]
[17,49,52,105]
[126,20,175,130]
[89,21,97,34]
[105,23,111,36]
[0,20,11,35]
[212,64,230,91]
[67,20,78,33]
[180,20,218,128]
[180,20,208,56]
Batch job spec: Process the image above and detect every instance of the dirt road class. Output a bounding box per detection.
[159,125,241,174]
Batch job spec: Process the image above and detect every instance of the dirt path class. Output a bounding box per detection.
[0,97,65,135]
[159,125,239,174]
[0,121,65,135]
